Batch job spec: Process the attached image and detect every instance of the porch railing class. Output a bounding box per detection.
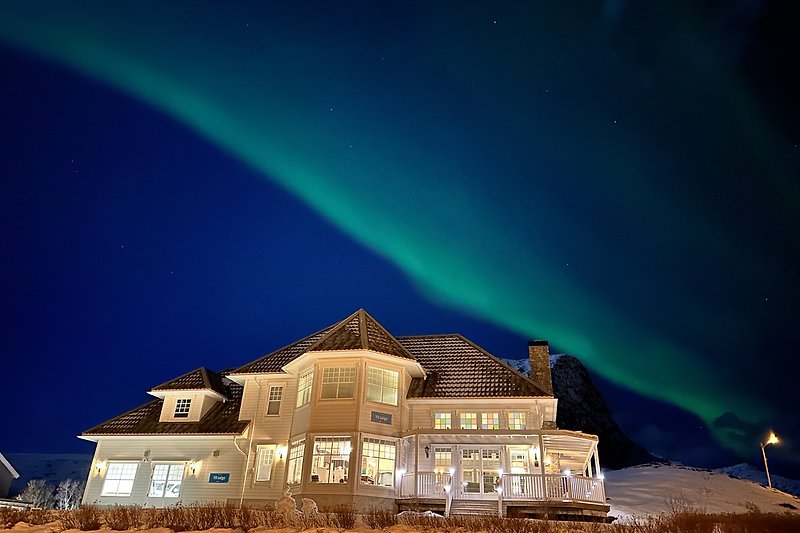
[500,474,605,504]
[400,472,452,498]
[399,472,604,505]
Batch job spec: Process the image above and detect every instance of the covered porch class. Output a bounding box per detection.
[396,430,607,518]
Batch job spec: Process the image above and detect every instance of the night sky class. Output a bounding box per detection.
[1,2,799,477]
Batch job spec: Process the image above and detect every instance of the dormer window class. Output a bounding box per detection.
[174,398,191,418]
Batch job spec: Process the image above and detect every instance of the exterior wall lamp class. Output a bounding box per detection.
[424,445,430,458]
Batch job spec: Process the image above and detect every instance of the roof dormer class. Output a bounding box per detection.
[148,367,229,422]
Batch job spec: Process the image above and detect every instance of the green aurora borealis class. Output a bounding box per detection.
[2,2,798,460]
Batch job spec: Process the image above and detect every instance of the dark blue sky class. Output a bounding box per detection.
[1,1,799,477]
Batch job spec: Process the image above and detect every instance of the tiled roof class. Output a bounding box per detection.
[83,378,248,436]
[308,309,414,360]
[151,367,229,398]
[231,325,335,374]
[399,334,549,398]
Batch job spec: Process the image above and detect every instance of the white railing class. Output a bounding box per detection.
[400,471,452,498]
[500,474,605,504]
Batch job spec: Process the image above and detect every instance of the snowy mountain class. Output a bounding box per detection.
[606,463,800,520]
[5,453,92,497]
[717,463,800,498]
[502,355,657,469]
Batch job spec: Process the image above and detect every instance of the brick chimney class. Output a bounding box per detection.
[528,340,553,395]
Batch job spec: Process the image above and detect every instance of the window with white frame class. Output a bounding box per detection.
[256,445,276,482]
[508,412,526,430]
[434,447,452,472]
[460,412,478,429]
[267,386,283,415]
[286,438,305,484]
[360,438,396,487]
[174,398,191,418]
[101,462,138,496]
[310,436,351,483]
[296,370,313,407]
[366,367,399,405]
[482,412,500,429]
[320,367,356,399]
[148,464,184,498]
[433,412,451,429]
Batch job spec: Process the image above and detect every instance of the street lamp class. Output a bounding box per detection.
[760,432,780,489]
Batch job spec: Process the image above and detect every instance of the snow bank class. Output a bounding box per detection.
[605,463,800,520]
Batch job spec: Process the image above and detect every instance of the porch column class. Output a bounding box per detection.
[414,434,419,498]
[538,433,546,500]
[452,444,460,497]
[593,443,601,478]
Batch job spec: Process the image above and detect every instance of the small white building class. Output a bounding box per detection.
[0,452,20,499]
[81,309,607,519]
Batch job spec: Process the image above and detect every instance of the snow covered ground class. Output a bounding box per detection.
[4,454,91,497]
[716,462,800,497]
[605,463,800,520]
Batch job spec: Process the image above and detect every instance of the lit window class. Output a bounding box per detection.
[434,412,451,430]
[320,367,356,399]
[267,386,283,415]
[311,436,351,483]
[434,447,452,471]
[366,367,399,405]
[101,463,138,496]
[460,412,478,430]
[148,464,184,498]
[286,438,305,484]
[482,412,500,430]
[256,445,275,482]
[174,398,191,418]
[297,370,313,407]
[360,438,396,487]
[508,412,527,430]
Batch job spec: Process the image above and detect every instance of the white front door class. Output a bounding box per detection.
[461,447,501,497]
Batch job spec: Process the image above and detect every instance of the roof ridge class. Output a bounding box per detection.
[361,309,415,359]
[306,309,362,352]
[151,367,211,391]
[396,333,461,339]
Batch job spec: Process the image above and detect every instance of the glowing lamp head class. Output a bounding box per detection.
[766,432,779,446]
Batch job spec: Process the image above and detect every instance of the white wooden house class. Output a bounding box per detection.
[81,309,607,518]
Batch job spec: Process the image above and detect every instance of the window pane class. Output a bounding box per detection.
[287,439,305,484]
[482,412,500,430]
[508,412,526,430]
[311,436,351,483]
[434,412,451,430]
[174,398,191,418]
[321,367,355,399]
[297,371,313,407]
[360,438,396,487]
[460,412,477,429]
[101,462,138,496]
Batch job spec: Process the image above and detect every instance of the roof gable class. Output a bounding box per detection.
[399,334,550,398]
[308,309,414,360]
[151,367,228,398]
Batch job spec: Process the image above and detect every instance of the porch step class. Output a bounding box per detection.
[449,498,499,517]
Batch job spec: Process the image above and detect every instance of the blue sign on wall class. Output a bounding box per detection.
[371,411,392,425]
[208,473,230,483]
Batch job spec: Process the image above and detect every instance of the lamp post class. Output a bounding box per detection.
[760,432,779,489]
